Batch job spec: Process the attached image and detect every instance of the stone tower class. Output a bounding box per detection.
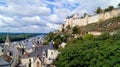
[5,32,10,48]
[3,32,11,55]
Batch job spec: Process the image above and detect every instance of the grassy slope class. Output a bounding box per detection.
[82,16,120,32]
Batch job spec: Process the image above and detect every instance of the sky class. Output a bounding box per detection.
[0,0,120,33]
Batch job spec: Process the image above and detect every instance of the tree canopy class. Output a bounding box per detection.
[55,31,120,67]
[118,3,120,7]
[95,7,103,14]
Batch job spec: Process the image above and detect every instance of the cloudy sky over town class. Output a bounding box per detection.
[0,0,120,33]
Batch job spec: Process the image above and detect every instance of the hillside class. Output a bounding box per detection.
[54,16,120,67]
[86,16,120,32]
[55,35,120,67]
[44,16,120,49]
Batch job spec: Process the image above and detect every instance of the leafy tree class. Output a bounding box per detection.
[83,13,88,17]
[55,39,120,67]
[108,6,114,10]
[46,32,55,41]
[112,30,120,40]
[95,7,103,14]
[62,28,65,32]
[53,34,61,41]
[118,3,120,8]
[72,26,79,34]
[54,39,61,49]
[66,25,71,29]
[62,34,69,42]
[43,41,49,45]
[104,6,114,12]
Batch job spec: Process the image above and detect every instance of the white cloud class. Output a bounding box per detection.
[54,8,71,18]
[0,15,13,22]
[22,16,41,23]
[0,22,6,26]
[46,23,59,30]
[47,14,62,24]
[0,5,51,16]
[0,0,120,33]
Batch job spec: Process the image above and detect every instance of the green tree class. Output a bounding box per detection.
[62,28,65,32]
[118,3,120,8]
[62,34,69,42]
[43,41,49,45]
[104,6,114,12]
[112,30,120,40]
[53,34,61,41]
[55,40,120,67]
[95,7,103,14]
[72,26,79,34]
[54,39,61,49]
[66,25,71,29]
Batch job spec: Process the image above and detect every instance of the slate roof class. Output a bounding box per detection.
[48,41,54,50]
[0,58,10,67]
[28,42,54,59]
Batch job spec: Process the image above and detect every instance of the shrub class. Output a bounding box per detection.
[84,34,95,40]
[72,26,79,34]
[96,32,111,40]
[54,39,61,49]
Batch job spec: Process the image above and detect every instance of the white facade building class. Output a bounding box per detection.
[47,49,59,64]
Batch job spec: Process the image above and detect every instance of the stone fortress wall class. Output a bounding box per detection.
[60,8,120,31]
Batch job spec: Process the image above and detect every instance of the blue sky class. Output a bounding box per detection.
[0,0,120,33]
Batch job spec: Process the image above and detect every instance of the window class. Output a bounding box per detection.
[51,52,53,55]
[2,49,4,52]
[10,52,12,56]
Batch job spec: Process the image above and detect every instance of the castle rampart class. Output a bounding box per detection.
[59,8,120,31]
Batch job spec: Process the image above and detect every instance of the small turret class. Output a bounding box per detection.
[5,32,10,48]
